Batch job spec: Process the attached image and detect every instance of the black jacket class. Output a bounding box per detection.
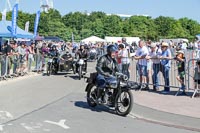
[76,49,88,59]
[96,54,119,77]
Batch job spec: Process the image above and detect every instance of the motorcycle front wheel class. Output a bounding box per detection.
[78,66,82,80]
[86,84,97,107]
[46,63,52,76]
[115,89,133,116]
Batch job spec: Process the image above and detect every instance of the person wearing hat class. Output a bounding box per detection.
[175,50,186,95]
[159,42,172,93]
[146,43,162,91]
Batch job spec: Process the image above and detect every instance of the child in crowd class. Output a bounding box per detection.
[175,50,186,95]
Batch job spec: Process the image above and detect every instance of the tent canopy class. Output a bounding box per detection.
[81,36,105,43]
[105,36,140,44]
[0,20,34,39]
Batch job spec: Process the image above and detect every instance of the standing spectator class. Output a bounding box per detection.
[116,45,122,72]
[28,42,35,72]
[175,50,186,95]
[1,41,12,77]
[35,41,43,73]
[146,43,162,91]
[7,40,14,76]
[11,41,19,76]
[134,40,149,89]
[194,60,200,95]
[118,44,130,79]
[18,42,27,75]
[160,42,172,93]
[41,43,49,71]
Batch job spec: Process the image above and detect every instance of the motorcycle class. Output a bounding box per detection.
[58,53,74,73]
[76,58,87,80]
[85,72,133,116]
[46,56,58,76]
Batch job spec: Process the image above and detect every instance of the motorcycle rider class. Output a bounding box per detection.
[96,45,120,103]
[75,44,88,73]
[48,45,59,72]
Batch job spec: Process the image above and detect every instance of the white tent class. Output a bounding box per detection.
[81,36,105,44]
[105,36,140,44]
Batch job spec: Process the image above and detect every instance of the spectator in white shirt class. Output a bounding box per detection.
[134,40,149,88]
[118,44,130,79]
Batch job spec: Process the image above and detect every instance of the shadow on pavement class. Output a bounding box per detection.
[137,89,195,97]
[74,101,116,115]
[67,75,80,80]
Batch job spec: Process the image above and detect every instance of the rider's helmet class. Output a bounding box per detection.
[52,45,57,50]
[122,37,126,42]
[80,44,85,50]
[107,45,117,55]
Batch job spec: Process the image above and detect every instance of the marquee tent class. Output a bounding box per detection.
[81,36,105,43]
[0,20,34,39]
[105,36,140,44]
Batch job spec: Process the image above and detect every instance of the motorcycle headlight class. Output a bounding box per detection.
[108,80,118,88]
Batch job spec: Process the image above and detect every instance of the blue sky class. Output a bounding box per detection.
[0,0,200,22]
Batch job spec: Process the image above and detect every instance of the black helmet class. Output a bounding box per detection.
[122,37,126,42]
[52,45,57,49]
[107,45,117,54]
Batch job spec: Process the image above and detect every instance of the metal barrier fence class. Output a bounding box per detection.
[0,53,38,81]
[128,49,200,97]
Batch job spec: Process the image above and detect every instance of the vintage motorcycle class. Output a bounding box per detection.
[46,52,74,76]
[85,72,133,116]
[46,56,58,76]
[74,58,87,80]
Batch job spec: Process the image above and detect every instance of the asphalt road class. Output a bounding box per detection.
[0,62,198,133]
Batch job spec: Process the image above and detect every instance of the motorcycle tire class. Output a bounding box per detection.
[86,84,97,107]
[115,89,133,116]
[72,65,76,74]
[78,66,82,80]
[47,64,51,76]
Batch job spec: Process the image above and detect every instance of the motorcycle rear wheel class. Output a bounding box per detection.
[115,89,133,116]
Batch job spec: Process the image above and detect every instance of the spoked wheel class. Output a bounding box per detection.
[115,90,133,116]
[86,84,97,107]
[78,66,82,80]
[46,64,52,76]
[72,64,76,74]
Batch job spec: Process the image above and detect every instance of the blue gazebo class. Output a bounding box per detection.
[0,20,34,39]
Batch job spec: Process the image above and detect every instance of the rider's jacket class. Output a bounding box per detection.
[76,49,88,59]
[96,54,119,77]
[49,50,59,57]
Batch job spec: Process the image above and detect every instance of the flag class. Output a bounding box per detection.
[2,9,7,20]
[34,11,41,37]
[11,4,19,36]
[25,21,30,32]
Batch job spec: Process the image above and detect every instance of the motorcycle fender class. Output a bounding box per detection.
[85,83,93,92]
[121,86,130,91]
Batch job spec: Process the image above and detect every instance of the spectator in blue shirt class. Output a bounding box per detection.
[160,42,172,94]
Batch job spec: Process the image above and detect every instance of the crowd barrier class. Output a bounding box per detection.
[128,49,200,98]
[0,53,39,81]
